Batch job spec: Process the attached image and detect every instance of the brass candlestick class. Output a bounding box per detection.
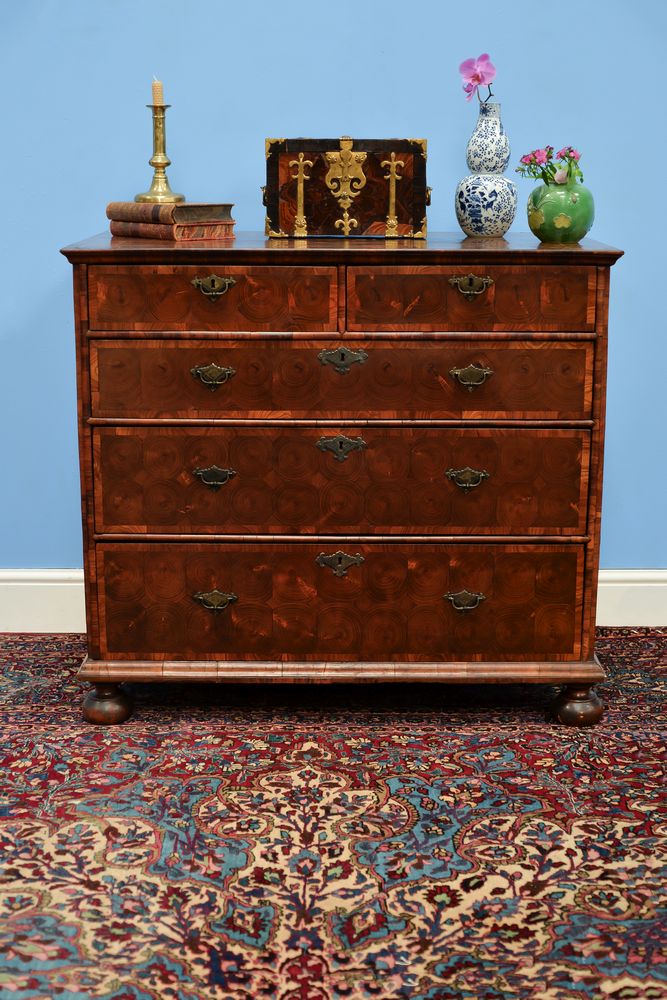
[135,104,184,203]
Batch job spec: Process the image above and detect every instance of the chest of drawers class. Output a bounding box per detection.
[61,232,622,725]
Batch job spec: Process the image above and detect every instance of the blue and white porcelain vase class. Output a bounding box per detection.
[455,103,517,238]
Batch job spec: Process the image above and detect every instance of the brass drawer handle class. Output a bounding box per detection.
[192,466,237,490]
[448,273,494,300]
[316,434,367,462]
[444,589,486,612]
[449,362,494,391]
[316,550,365,578]
[193,589,238,612]
[191,274,237,301]
[191,362,236,390]
[318,346,368,374]
[445,466,490,493]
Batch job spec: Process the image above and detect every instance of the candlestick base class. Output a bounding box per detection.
[135,182,185,204]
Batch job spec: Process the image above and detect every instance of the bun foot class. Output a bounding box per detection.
[553,684,603,727]
[83,683,133,725]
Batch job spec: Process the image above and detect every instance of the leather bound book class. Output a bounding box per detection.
[106,202,235,224]
[109,220,235,241]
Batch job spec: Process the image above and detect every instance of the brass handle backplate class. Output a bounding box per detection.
[191,362,236,390]
[316,434,367,462]
[449,363,494,391]
[443,589,486,612]
[318,346,369,374]
[316,551,365,578]
[193,589,238,612]
[191,274,237,301]
[448,273,494,301]
[192,466,237,490]
[445,467,490,493]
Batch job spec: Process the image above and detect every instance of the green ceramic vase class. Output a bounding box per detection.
[527,181,594,243]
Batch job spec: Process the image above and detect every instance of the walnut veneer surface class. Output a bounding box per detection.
[61,232,622,724]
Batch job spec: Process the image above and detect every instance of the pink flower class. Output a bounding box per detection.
[520,154,533,164]
[557,146,581,161]
[459,53,496,101]
[533,148,549,165]
[554,168,568,183]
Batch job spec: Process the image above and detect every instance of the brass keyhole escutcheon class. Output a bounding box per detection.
[316,434,367,462]
[316,551,365,578]
[448,273,494,300]
[191,274,237,301]
[318,346,369,375]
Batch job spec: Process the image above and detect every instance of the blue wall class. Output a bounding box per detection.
[0,0,664,568]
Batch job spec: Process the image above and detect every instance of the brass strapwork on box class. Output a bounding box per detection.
[408,138,428,159]
[265,217,288,238]
[289,152,313,237]
[135,105,184,204]
[408,217,428,239]
[266,138,287,159]
[381,152,405,237]
[325,137,367,236]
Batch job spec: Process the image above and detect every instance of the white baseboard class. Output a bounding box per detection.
[0,569,665,633]
[594,570,666,627]
[0,570,87,633]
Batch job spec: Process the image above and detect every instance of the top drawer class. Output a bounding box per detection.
[347,266,597,332]
[88,265,339,332]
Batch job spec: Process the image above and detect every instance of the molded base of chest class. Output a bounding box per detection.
[78,655,604,684]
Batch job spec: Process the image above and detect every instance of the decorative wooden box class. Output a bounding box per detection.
[263,136,429,238]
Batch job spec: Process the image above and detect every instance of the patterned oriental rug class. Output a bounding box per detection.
[0,629,665,1000]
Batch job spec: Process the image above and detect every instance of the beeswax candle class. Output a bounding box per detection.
[151,78,164,106]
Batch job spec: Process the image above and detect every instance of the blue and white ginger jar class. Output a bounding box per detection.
[455,103,517,238]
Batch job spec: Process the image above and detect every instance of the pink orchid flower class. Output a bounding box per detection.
[459,53,496,101]
[533,149,549,165]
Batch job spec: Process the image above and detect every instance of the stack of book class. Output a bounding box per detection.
[106,202,235,241]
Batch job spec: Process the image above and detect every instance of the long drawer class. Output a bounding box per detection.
[347,265,596,331]
[96,542,584,661]
[94,426,590,535]
[90,338,594,419]
[88,265,338,331]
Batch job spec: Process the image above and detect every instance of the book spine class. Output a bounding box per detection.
[109,221,235,241]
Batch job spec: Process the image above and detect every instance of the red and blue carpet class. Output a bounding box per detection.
[0,629,665,999]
